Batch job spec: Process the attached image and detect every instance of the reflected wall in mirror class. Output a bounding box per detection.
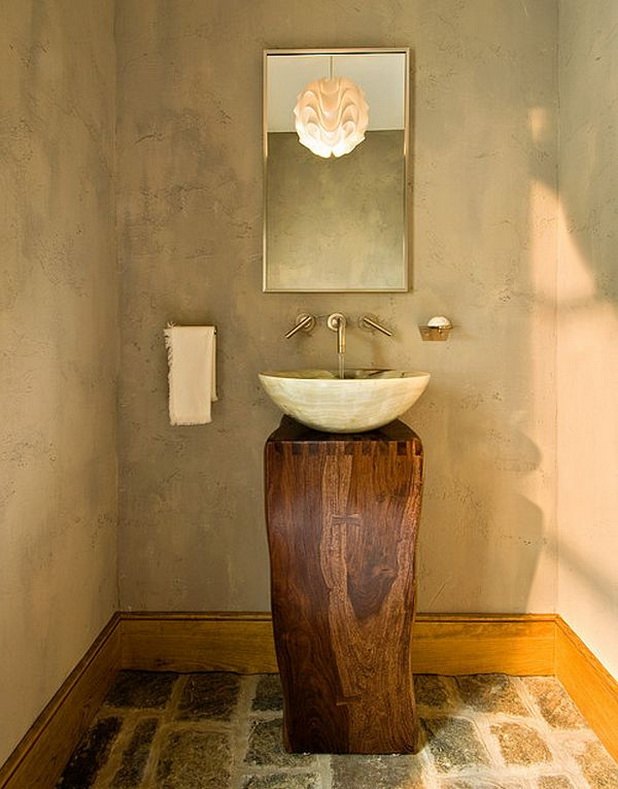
[263,49,410,292]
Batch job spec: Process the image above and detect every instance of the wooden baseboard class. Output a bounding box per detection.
[0,613,121,789]
[120,612,278,673]
[120,611,557,676]
[412,614,556,674]
[555,616,618,761]
[2,611,616,786]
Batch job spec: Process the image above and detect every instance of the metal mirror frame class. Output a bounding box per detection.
[262,47,410,293]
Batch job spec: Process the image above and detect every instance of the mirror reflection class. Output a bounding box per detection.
[263,49,410,292]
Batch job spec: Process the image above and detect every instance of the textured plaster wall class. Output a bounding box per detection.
[0,0,117,765]
[557,1,618,677]
[116,0,558,615]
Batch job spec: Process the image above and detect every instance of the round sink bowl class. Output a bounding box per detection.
[258,369,430,433]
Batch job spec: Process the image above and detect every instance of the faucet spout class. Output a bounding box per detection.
[327,312,347,355]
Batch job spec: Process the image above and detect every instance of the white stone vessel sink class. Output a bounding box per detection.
[258,369,430,433]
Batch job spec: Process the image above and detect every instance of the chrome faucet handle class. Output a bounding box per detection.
[285,313,316,339]
[359,314,393,337]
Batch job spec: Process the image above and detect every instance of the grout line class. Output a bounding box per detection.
[230,673,259,789]
[139,673,187,788]
[315,754,332,789]
[92,709,140,788]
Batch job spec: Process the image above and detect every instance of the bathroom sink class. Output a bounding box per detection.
[258,369,430,433]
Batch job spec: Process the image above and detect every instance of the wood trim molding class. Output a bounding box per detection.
[0,613,121,789]
[119,611,557,676]
[412,614,556,675]
[555,616,618,761]
[120,612,278,673]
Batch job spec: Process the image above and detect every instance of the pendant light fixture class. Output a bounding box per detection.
[293,56,369,158]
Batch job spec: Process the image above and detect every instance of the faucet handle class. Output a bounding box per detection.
[326,313,347,355]
[359,314,393,337]
[285,313,316,339]
[326,312,347,331]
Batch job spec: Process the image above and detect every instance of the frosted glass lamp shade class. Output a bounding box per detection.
[293,77,369,158]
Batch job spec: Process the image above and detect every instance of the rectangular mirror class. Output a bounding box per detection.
[263,48,410,292]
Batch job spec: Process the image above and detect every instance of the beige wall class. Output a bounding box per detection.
[0,0,118,765]
[557,1,618,677]
[116,1,559,615]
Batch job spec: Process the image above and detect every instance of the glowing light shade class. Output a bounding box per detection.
[293,76,369,158]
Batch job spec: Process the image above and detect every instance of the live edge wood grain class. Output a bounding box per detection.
[264,417,424,754]
[0,613,121,789]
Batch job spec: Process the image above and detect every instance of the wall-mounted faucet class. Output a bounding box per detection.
[284,312,393,349]
[326,312,347,354]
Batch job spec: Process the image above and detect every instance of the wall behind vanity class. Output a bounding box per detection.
[116,1,559,615]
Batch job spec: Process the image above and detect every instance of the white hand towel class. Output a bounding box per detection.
[164,325,217,425]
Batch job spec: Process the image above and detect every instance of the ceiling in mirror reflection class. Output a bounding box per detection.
[267,53,406,132]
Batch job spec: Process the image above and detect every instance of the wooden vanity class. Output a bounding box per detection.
[264,416,424,754]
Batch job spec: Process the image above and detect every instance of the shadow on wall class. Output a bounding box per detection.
[418,82,617,616]
[414,80,553,614]
[417,381,545,613]
[527,101,618,309]
[526,10,618,659]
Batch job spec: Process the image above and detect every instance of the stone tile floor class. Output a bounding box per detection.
[57,672,617,788]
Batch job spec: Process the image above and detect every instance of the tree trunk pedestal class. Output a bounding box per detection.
[264,416,424,754]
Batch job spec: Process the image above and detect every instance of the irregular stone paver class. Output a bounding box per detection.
[105,670,177,709]
[245,719,313,768]
[252,674,284,712]
[422,716,491,772]
[176,672,240,721]
[537,776,575,788]
[56,716,122,787]
[455,674,528,715]
[156,729,230,788]
[491,721,551,765]
[575,740,618,788]
[413,674,451,709]
[523,677,586,729]
[110,717,158,787]
[241,774,320,789]
[331,753,424,788]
